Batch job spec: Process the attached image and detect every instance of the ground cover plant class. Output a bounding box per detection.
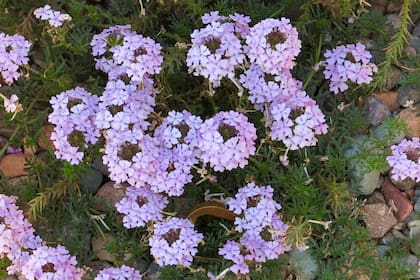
[0,0,419,279]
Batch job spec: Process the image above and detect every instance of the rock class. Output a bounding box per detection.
[372,122,405,145]
[375,245,390,257]
[373,91,400,111]
[405,188,415,199]
[383,179,413,222]
[352,166,381,196]
[365,96,391,126]
[391,176,416,191]
[0,153,29,177]
[410,36,420,52]
[91,233,117,263]
[398,107,420,137]
[414,198,420,213]
[413,23,420,37]
[386,14,402,29]
[391,229,406,240]
[411,230,420,255]
[38,125,55,150]
[93,157,110,177]
[393,222,405,230]
[289,249,319,280]
[398,86,420,107]
[384,66,402,90]
[367,191,386,204]
[146,262,160,280]
[363,203,398,238]
[386,0,402,13]
[79,167,103,194]
[94,182,126,211]
[380,231,396,245]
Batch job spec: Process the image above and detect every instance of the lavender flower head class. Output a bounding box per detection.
[149,217,203,266]
[268,90,328,150]
[102,129,159,186]
[201,11,251,39]
[115,185,168,229]
[0,32,31,86]
[386,137,420,182]
[227,183,281,233]
[148,144,197,196]
[245,18,301,75]
[218,240,249,274]
[48,87,100,164]
[316,43,377,94]
[34,5,72,27]
[95,77,157,132]
[0,195,41,260]
[186,21,245,87]
[111,32,163,83]
[95,265,142,280]
[240,64,303,110]
[198,111,257,172]
[20,245,84,280]
[91,25,135,75]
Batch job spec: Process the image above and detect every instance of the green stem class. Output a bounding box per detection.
[302,35,323,91]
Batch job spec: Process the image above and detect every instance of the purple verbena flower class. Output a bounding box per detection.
[115,185,168,228]
[20,245,84,280]
[149,217,203,267]
[34,5,72,27]
[95,265,142,280]
[318,43,377,94]
[198,111,257,172]
[267,90,328,150]
[187,21,245,87]
[48,87,100,165]
[0,32,31,86]
[386,137,420,182]
[245,18,301,75]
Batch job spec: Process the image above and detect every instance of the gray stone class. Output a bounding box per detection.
[365,96,391,126]
[410,36,420,51]
[398,86,420,107]
[93,157,110,177]
[414,199,420,214]
[367,191,386,204]
[386,0,402,13]
[372,122,405,145]
[411,232,420,255]
[380,231,396,245]
[91,233,117,263]
[79,167,103,194]
[386,14,402,29]
[351,166,381,195]
[384,66,402,90]
[376,245,390,257]
[391,229,407,240]
[289,249,319,280]
[413,23,420,37]
[146,262,161,280]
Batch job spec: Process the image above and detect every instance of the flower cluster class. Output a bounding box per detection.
[219,183,290,274]
[198,111,257,172]
[33,5,72,27]
[315,43,378,94]
[0,32,31,86]
[0,195,84,279]
[186,15,246,88]
[20,245,84,280]
[386,137,420,182]
[149,217,203,266]
[115,185,168,228]
[246,18,301,75]
[91,25,162,84]
[95,265,142,280]
[48,87,100,164]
